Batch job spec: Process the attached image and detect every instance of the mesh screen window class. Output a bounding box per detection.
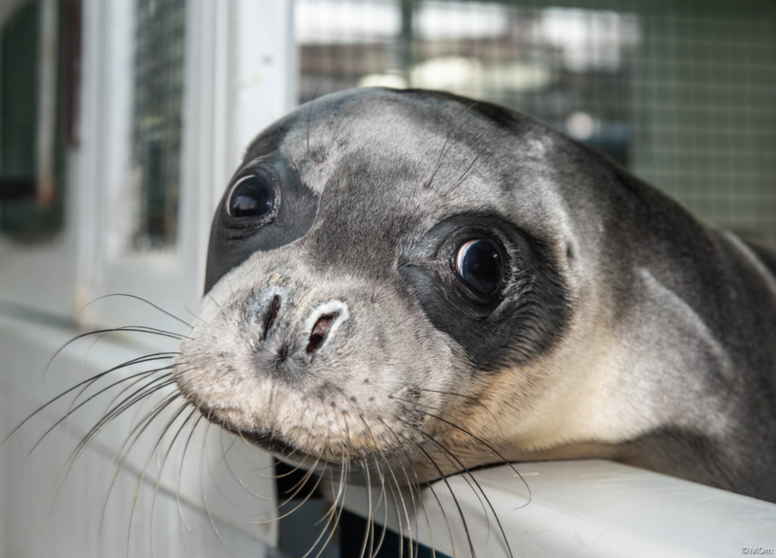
[132,0,186,251]
[296,0,776,246]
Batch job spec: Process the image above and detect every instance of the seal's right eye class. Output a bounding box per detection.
[454,239,502,296]
[227,174,275,219]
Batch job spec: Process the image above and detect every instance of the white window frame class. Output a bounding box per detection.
[0,0,297,332]
[342,459,776,557]
[0,0,295,555]
[79,0,297,333]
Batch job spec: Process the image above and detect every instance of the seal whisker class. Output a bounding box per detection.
[444,139,490,196]
[423,98,483,191]
[279,454,322,500]
[396,417,493,538]
[143,401,192,557]
[205,292,224,313]
[98,367,179,423]
[415,387,504,438]
[201,427,242,510]
[376,458,410,558]
[216,430,270,501]
[27,366,173,459]
[378,417,434,558]
[395,429,477,558]
[379,449,419,558]
[41,327,182,382]
[69,354,177,412]
[298,445,348,558]
[357,414,392,558]
[392,446,439,558]
[258,457,325,524]
[398,442,455,558]
[367,457,390,558]
[358,449,376,558]
[262,448,311,480]
[198,422,235,555]
[49,327,186,368]
[318,416,353,536]
[270,119,301,172]
[423,127,454,191]
[176,414,204,540]
[149,409,198,558]
[64,377,178,486]
[347,416,375,558]
[405,403,533,508]
[386,456,412,558]
[93,391,181,555]
[61,383,182,545]
[5,353,174,447]
[402,419,513,558]
[305,76,330,161]
[82,293,194,329]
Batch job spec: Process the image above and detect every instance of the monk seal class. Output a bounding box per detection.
[173,86,776,509]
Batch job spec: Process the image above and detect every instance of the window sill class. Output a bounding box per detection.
[341,454,776,556]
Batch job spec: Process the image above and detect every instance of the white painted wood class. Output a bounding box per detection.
[0,313,278,557]
[342,459,776,557]
[0,0,296,555]
[78,0,297,338]
[230,0,297,182]
[86,0,199,331]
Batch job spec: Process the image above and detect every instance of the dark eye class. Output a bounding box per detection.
[454,239,502,296]
[227,174,275,219]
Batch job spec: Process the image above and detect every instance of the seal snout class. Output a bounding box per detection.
[263,294,281,340]
[303,300,350,356]
[246,288,351,373]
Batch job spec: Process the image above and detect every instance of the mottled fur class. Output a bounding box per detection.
[176,88,776,503]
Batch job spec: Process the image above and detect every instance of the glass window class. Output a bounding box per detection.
[130,0,186,253]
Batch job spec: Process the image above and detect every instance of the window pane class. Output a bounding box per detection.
[131,0,186,251]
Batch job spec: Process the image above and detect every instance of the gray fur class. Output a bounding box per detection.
[175,88,776,502]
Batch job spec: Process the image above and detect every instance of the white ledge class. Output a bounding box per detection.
[342,459,776,557]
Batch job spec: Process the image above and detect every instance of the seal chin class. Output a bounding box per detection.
[219,424,297,457]
[224,420,423,484]
[190,410,338,469]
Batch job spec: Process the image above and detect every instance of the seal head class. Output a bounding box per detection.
[175,88,776,500]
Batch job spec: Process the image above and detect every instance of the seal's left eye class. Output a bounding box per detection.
[454,239,502,296]
[227,175,275,219]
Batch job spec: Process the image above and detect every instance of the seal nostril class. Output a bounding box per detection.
[306,313,336,354]
[263,295,281,340]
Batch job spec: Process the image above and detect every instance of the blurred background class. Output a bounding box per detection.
[0,0,774,557]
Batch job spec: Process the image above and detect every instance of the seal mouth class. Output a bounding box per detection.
[201,414,312,463]
[203,412,360,469]
[234,428,296,455]
[198,404,427,477]
[236,427,381,476]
